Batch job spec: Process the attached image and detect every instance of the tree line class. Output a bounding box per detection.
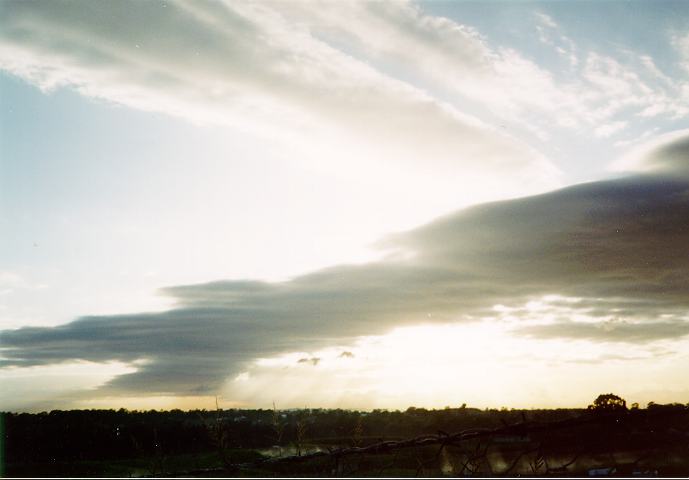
[4,397,688,467]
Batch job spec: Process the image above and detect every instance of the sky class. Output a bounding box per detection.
[1,0,689,412]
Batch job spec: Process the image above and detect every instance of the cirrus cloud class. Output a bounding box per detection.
[0,0,561,203]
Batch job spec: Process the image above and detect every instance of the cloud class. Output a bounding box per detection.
[518,319,689,344]
[0,0,559,202]
[535,12,558,29]
[3,1,689,401]
[0,272,28,296]
[5,0,689,211]
[0,271,45,293]
[277,2,578,123]
[673,31,689,75]
[3,0,688,191]
[2,152,689,395]
[534,11,578,68]
[272,3,689,133]
[639,55,674,86]
[612,128,689,176]
[594,121,628,138]
[297,357,320,366]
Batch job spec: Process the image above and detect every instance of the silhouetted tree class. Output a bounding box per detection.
[587,393,627,412]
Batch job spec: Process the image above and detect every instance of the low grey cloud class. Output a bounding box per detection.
[518,319,689,344]
[616,128,689,177]
[2,132,689,396]
[297,357,321,367]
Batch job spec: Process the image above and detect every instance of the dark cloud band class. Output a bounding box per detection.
[3,135,689,396]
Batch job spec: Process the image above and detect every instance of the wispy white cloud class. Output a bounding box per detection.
[640,54,675,86]
[594,120,628,138]
[3,0,689,183]
[269,2,689,138]
[535,11,578,67]
[535,12,558,30]
[0,271,46,298]
[672,31,689,74]
[0,0,561,207]
[0,271,28,292]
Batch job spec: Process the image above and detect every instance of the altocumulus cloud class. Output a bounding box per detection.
[2,132,689,396]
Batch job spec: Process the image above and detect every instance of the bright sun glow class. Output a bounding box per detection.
[222,296,689,410]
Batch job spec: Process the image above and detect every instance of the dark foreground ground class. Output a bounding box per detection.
[3,403,689,477]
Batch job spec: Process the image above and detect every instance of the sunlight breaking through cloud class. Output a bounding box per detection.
[3,132,689,405]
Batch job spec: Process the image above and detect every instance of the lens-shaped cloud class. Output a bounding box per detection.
[3,133,689,395]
